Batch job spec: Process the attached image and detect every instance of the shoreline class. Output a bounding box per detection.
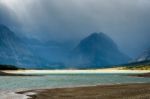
[0,69,150,99]
[2,69,150,75]
[16,83,150,99]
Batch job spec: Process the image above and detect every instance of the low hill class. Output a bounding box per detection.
[0,64,22,70]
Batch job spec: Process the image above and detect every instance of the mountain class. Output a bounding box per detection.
[0,24,49,69]
[68,32,130,68]
[135,48,150,62]
[25,39,71,64]
[21,38,73,69]
[0,25,130,69]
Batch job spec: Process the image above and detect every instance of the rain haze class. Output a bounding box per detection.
[0,0,150,57]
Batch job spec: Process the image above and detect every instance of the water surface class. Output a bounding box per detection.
[0,73,150,90]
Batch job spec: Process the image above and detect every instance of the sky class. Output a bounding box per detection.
[0,0,150,57]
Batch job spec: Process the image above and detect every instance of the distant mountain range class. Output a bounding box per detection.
[0,25,132,69]
[0,24,50,69]
[135,48,150,62]
[119,48,150,69]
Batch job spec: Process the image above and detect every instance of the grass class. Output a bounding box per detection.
[122,65,150,70]
[113,60,150,70]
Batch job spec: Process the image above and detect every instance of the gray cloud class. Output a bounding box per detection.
[0,0,150,57]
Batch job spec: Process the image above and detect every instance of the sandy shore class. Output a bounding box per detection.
[17,83,150,99]
[2,69,150,75]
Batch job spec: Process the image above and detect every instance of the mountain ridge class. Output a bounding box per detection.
[136,48,150,62]
[0,24,50,69]
[0,25,131,69]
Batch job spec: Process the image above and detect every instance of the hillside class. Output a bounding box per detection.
[120,60,150,70]
[0,24,50,69]
[0,25,131,69]
[0,64,21,70]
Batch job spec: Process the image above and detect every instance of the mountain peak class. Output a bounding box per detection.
[70,32,130,68]
[78,32,117,51]
[0,24,14,37]
[89,32,104,36]
[0,24,10,31]
[87,32,107,39]
[86,32,114,42]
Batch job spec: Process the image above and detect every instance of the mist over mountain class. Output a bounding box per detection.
[135,48,150,62]
[0,0,150,58]
[24,38,73,68]
[0,24,76,69]
[68,32,130,68]
[0,25,131,69]
[0,24,50,69]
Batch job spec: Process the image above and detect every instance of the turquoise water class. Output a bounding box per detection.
[0,73,150,90]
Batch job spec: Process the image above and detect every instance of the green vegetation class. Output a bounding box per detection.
[119,60,150,70]
[122,65,150,70]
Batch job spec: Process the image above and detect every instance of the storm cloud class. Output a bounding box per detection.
[0,0,150,57]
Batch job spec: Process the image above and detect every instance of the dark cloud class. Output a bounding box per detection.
[0,0,150,57]
[0,4,16,26]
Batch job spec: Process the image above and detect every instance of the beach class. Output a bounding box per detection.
[2,68,150,75]
[17,83,150,99]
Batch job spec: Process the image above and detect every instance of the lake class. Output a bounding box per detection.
[0,73,150,90]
